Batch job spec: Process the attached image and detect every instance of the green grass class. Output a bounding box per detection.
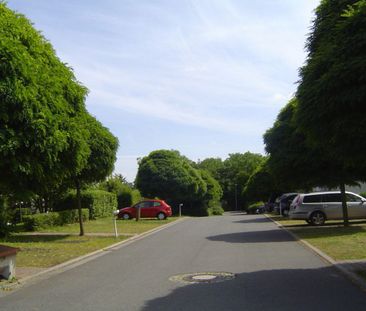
[0,235,126,267]
[0,216,181,268]
[268,214,366,261]
[34,216,179,234]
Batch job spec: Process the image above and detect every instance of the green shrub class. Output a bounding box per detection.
[13,208,33,223]
[360,192,366,199]
[247,202,264,214]
[208,205,225,216]
[55,190,117,219]
[23,209,89,231]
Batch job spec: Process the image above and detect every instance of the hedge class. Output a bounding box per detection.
[23,209,89,231]
[55,190,117,219]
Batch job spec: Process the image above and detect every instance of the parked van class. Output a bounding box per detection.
[289,191,366,225]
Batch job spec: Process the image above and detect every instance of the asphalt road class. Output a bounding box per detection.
[2,213,366,310]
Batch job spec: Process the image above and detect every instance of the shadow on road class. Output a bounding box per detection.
[206,229,295,243]
[141,267,366,311]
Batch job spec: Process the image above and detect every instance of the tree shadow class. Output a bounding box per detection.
[141,267,366,311]
[207,229,295,243]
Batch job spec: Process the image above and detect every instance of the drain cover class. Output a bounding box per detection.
[170,272,235,284]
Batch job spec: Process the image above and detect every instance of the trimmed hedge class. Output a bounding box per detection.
[23,209,89,231]
[55,190,117,219]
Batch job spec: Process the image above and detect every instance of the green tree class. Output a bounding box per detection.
[296,0,366,225]
[220,152,265,210]
[0,3,90,234]
[135,150,208,215]
[73,115,118,235]
[196,158,224,181]
[244,160,280,204]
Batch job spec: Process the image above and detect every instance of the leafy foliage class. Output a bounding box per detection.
[136,150,223,216]
[55,190,117,219]
[0,3,89,196]
[23,209,89,231]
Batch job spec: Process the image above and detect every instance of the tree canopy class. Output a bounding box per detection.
[295,0,366,224]
[0,3,89,196]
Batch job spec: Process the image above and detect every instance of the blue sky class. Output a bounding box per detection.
[7,0,320,181]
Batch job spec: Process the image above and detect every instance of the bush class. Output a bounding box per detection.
[23,209,89,231]
[13,208,33,223]
[208,204,225,216]
[247,202,264,214]
[55,190,117,219]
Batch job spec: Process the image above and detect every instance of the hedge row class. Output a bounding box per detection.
[23,209,89,231]
[55,190,117,219]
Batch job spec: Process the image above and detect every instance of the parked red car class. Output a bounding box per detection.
[117,199,172,220]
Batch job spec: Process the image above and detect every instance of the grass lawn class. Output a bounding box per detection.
[35,216,179,234]
[0,235,126,268]
[0,217,180,268]
[267,214,366,261]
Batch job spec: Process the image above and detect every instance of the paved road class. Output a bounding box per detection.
[2,213,366,310]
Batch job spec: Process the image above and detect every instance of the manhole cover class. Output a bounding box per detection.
[170,272,235,284]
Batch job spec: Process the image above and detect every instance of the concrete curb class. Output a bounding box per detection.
[1,217,188,293]
[264,214,366,292]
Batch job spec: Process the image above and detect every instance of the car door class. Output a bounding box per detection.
[322,193,342,219]
[139,201,151,218]
[346,193,365,219]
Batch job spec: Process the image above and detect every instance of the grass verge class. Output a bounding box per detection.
[267,214,366,261]
[36,217,179,234]
[0,217,180,268]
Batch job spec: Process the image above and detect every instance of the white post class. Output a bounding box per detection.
[179,203,183,217]
[113,210,119,238]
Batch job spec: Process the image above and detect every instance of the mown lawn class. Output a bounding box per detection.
[0,235,126,267]
[268,214,366,261]
[1,217,180,268]
[35,216,179,234]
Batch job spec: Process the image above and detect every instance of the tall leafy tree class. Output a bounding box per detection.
[264,99,341,192]
[135,150,208,215]
[296,0,366,225]
[0,3,90,228]
[73,115,118,235]
[220,152,265,210]
[244,160,281,204]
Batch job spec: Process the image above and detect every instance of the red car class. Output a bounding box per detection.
[117,199,172,220]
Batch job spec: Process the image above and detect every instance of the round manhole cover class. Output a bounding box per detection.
[170,272,235,284]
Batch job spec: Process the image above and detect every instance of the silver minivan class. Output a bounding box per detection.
[289,191,366,225]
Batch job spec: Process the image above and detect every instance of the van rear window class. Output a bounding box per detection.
[303,195,322,203]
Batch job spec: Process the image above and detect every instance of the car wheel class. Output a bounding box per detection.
[309,211,326,226]
[157,212,166,220]
[122,213,131,220]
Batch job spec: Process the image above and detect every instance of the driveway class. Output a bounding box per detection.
[1,213,366,310]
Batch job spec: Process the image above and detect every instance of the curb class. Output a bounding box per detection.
[1,217,188,293]
[264,214,366,292]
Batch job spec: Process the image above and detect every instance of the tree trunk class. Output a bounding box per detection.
[76,180,84,236]
[340,182,349,227]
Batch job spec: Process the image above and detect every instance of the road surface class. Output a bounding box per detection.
[1,213,366,310]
